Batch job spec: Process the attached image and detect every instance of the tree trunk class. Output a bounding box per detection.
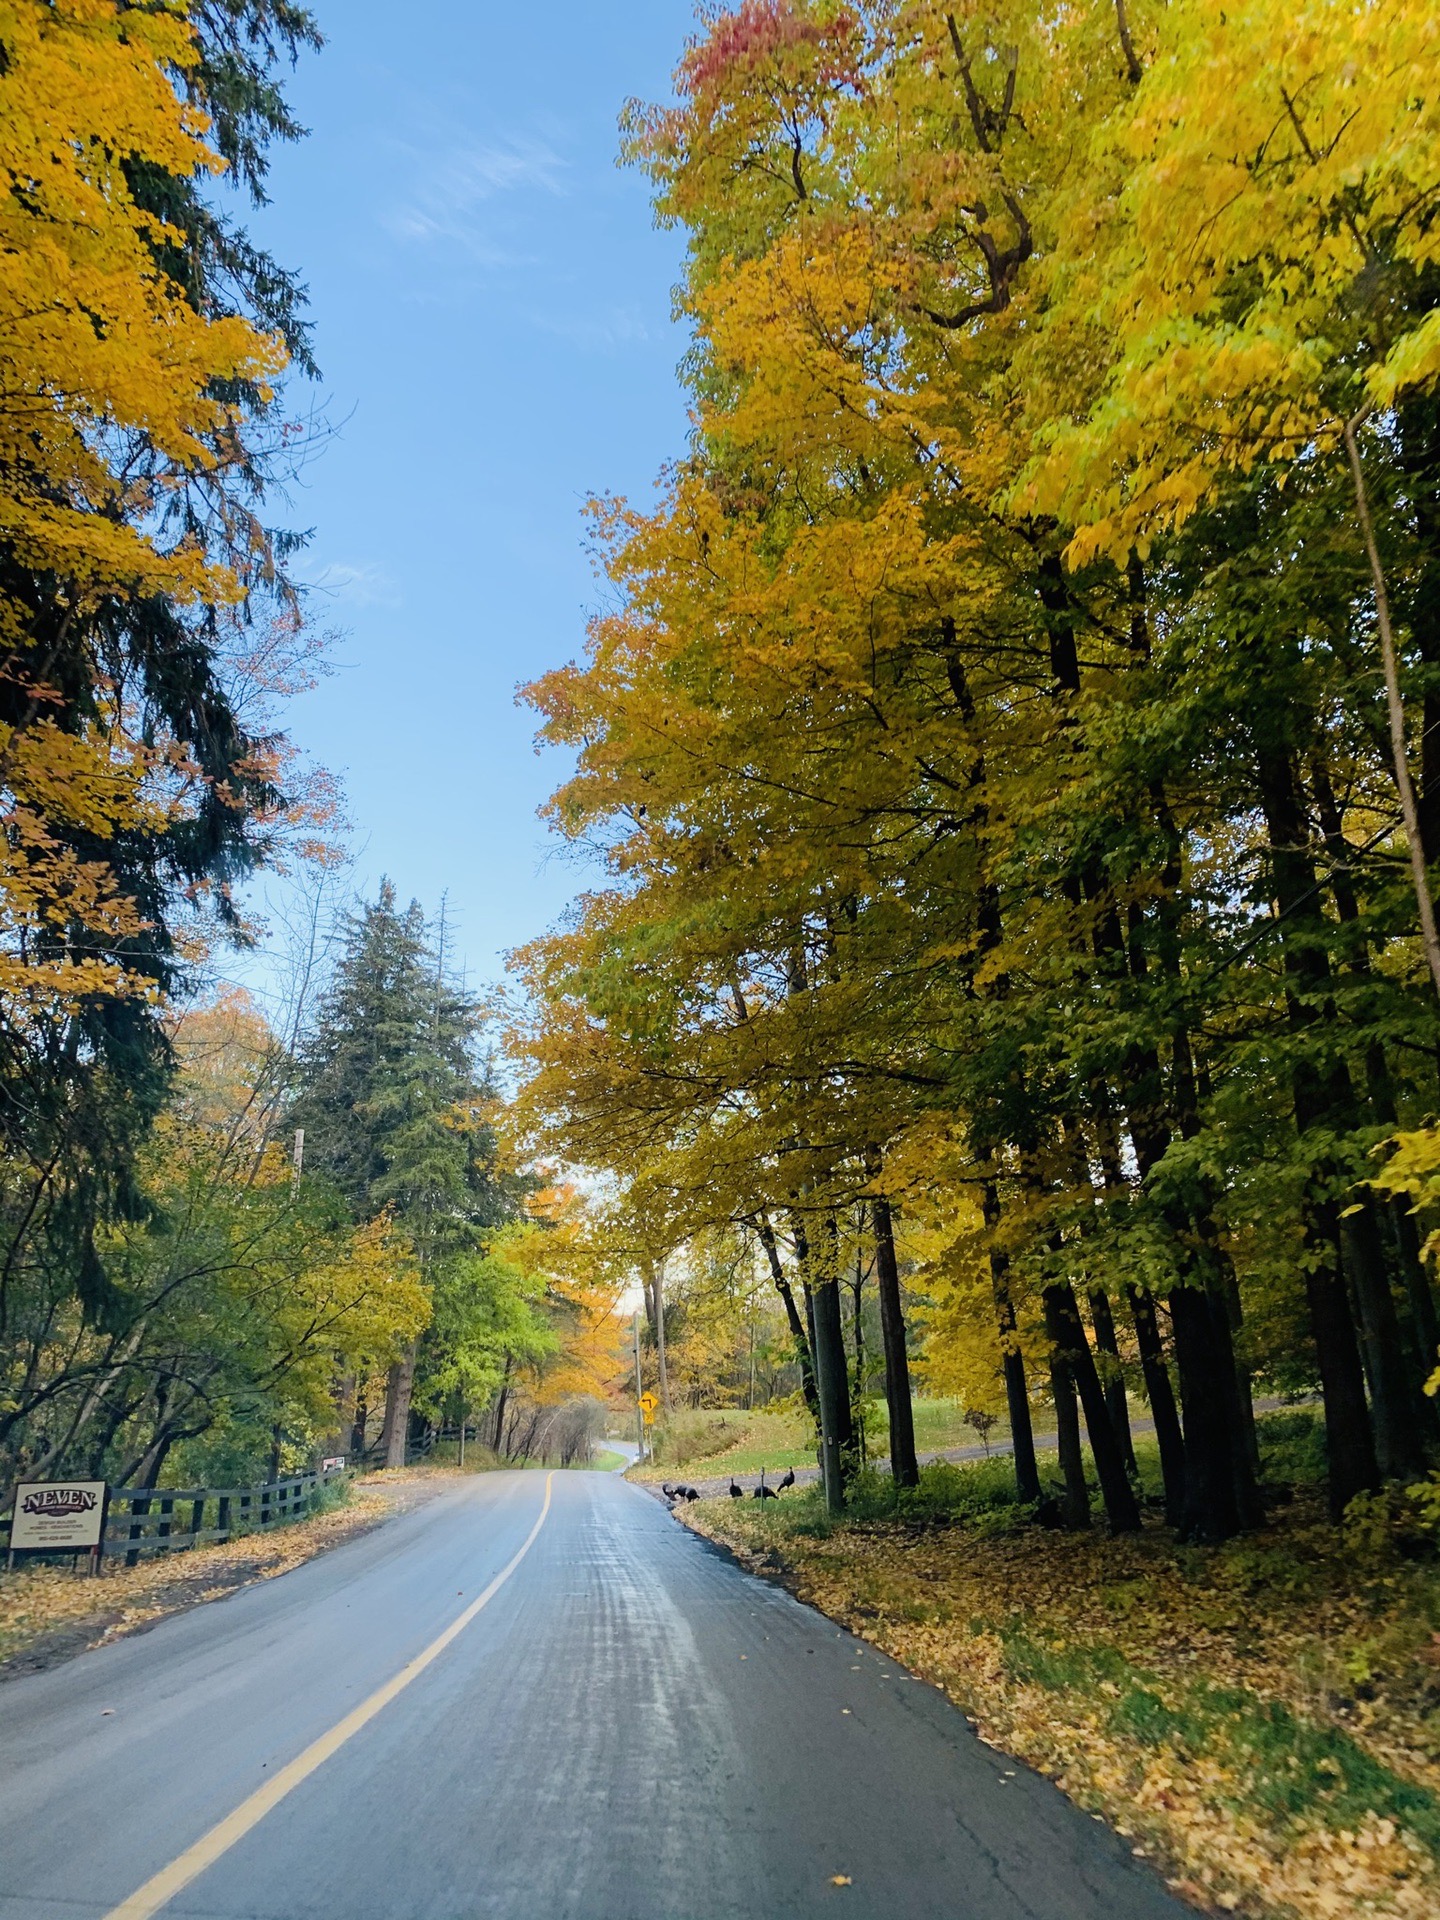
[380,1347,416,1470]
[1343,1200,1429,1480]
[1088,1289,1136,1473]
[645,1257,672,1414]
[811,1275,853,1514]
[1314,749,1440,1433]
[1207,1290,1265,1528]
[983,1181,1041,1503]
[1045,1283,1140,1533]
[1219,1270,1263,1483]
[350,1385,368,1460]
[1256,737,1382,1515]
[1166,1284,1250,1541]
[809,1219,856,1514]
[1126,1284,1186,1526]
[1048,1346,1089,1529]
[1306,1209,1381,1517]
[871,1191,919,1489]
[850,1241,866,1464]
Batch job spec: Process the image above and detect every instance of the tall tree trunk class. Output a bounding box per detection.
[1342,1201,1428,1479]
[350,1384,368,1460]
[1314,750,1440,1438]
[1126,1284,1186,1525]
[1256,738,1382,1513]
[809,1217,855,1514]
[1048,1344,1090,1529]
[871,1189,919,1489]
[850,1236,867,1463]
[1166,1285,1246,1541]
[645,1257,672,1414]
[811,1276,852,1515]
[380,1347,416,1470]
[1306,1206,1381,1517]
[1219,1270,1263,1483]
[1212,1279,1265,1527]
[984,1180,1041,1502]
[1045,1283,1140,1532]
[1088,1289,1136,1474]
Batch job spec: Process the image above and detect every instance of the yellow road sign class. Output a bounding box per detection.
[638,1392,659,1414]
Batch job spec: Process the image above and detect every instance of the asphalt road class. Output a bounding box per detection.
[0,1470,1189,1920]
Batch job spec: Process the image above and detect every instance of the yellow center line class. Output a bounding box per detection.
[102,1472,555,1920]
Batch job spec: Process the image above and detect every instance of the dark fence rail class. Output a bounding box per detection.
[4,1466,349,1569]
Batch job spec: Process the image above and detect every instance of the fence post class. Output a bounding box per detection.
[157,1496,173,1548]
[217,1494,231,1540]
[190,1496,205,1540]
[125,1494,148,1569]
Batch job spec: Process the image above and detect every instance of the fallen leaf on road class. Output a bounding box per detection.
[830,1875,852,1886]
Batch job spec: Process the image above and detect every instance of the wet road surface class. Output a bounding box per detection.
[0,1470,1188,1919]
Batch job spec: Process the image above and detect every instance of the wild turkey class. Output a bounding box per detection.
[729,1478,743,1499]
[661,1483,678,1501]
[752,1468,778,1501]
[777,1467,796,1493]
[682,1486,701,1502]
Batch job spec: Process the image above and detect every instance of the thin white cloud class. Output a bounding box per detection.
[385,135,567,255]
[534,305,651,354]
[303,561,400,611]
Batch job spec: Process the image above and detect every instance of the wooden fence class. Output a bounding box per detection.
[4,1466,348,1570]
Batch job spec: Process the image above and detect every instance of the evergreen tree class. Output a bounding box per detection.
[293,883,531,1463]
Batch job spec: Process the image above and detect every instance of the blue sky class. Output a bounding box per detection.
[242,1,694,988]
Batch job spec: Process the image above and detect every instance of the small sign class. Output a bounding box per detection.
[10,1481,107,1552]
[321,1456,346,1474]
[638,1392,659,1414]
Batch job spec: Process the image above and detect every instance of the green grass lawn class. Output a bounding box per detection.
[589,1449,626,1472]
[630,1397,1012,1482]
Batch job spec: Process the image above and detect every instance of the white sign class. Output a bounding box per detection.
[321,1456,346,1473]
[9,1481,107,1551]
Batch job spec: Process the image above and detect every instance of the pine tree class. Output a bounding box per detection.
[293,883,520,1464]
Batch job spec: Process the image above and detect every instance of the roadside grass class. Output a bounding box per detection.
[631,1397,988,1483]
[682,1410,1440,1920]
[589,1449,626,1472]
[632,1406,814,1480]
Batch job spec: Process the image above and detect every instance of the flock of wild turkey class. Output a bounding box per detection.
[661,1467,797,1507]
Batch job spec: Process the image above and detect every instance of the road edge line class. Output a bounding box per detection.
[101,1471,555,1920]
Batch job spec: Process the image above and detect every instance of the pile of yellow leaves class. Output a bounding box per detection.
[688,1499,1440,1919]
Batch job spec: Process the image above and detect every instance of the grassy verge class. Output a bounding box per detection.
[631,1398,988,1483]
[683,1415,1440,1920]
[631,1406,813,1480]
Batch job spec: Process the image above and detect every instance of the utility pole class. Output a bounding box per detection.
[632,1310,646,1463]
